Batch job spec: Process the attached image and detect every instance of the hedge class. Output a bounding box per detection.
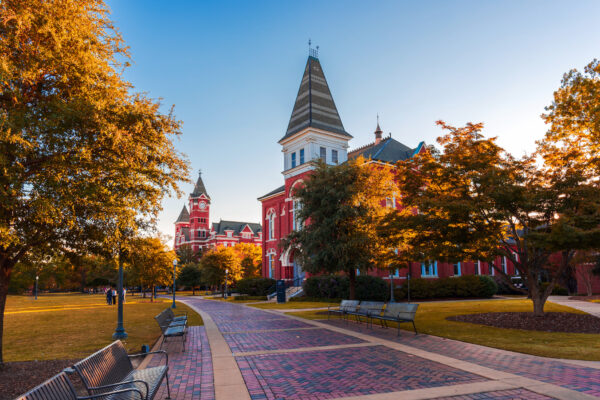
[236,277,276,296]
[303,275,388,301]
[394,275,497,300]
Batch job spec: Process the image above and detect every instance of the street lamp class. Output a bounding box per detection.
[35,276,38,300]
[112,246,128,340]
[224,269,229,299]
[389,272,395,303]
[172,259,177,309]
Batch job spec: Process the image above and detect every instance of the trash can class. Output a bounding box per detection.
[276,280,286,303]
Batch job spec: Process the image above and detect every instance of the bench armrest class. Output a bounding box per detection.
[129,350,169,366]
[88,380,149,399]
[79,387,145,400]
[173,311,188,317]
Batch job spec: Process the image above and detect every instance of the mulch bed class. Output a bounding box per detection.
[447,312,600,333]
[0,359,81,400]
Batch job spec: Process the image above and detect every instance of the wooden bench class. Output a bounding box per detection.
[155,309,187,352]
[346,301,386,327]
[17,371,145,400]
[371,303,419,336]
[73,340,170,400]
[327,300,360,320]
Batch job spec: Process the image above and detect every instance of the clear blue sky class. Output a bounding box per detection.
[106,0,600,245]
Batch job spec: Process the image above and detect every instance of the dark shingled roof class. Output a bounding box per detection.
[280,56,351,142]
[257,185,285,200]
[349,137,424,164]
[212,220,262,237]
[175,205,189,223]
[191,172,209,199]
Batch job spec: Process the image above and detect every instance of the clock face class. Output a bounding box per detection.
[199,201,206,209]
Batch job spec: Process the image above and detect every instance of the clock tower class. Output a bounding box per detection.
[188,171,211,250]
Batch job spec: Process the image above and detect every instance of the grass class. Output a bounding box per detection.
[250,301,334,310]
[3,294,202,362]
[287,299,600,360]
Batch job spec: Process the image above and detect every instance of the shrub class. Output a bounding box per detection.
[236,277,276,296]
[355,275,388,301]
[393,275,498,300]
[303,275,387,300]
[234,295,267,301]
[540,282,569,296]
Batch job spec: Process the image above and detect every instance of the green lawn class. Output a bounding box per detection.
[287,299,600,360]
[250,301,334,310]
[3,294,202,362]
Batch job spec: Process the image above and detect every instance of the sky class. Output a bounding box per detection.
[105,0,600,246]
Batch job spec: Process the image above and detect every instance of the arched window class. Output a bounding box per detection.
[268,252,275,278]
[268,211,275,240]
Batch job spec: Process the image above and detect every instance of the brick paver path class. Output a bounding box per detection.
[147,325,215,400]
[175,298,600,400]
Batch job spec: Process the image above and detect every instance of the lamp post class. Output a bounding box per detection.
[389,272,395,303]
[112,246,128,340]
[172,259,177,309]
[35,276,38,300]
[224,269,229,299]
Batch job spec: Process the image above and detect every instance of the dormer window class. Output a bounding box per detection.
[300,149,305,164]
[320,147,326,162]
[332,149,338,164]
[291,152,296,168]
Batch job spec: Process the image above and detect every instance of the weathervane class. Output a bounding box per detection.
[309,38,319,58]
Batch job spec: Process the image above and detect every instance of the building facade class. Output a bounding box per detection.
[258,53,519,285]
[175,172,262,252]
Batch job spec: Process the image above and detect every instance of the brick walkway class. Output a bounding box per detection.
[172,298,600,400]
[147,325,215,400]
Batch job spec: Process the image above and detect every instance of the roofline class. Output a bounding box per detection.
[278,126,353,146]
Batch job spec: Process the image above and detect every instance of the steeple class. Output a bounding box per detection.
[374,115,383,145]
[175,205,189,223]
[191,170,209,199]
[280,47,351,142]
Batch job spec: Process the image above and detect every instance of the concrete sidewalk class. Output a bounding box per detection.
[548,296,600,318]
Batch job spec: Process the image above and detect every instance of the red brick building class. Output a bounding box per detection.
[258,52,519,287]
[175,172,262,252]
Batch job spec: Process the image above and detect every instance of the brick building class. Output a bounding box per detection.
[174,172,262,252]
[258,52,519,287]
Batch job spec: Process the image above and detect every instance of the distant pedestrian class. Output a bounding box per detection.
[123,288,127,303]
[112,288,117,305]
[106,288,112,305]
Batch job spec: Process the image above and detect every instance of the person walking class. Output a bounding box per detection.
[106,287,112,305]
[112,287,117,305]
[123,288,127,303]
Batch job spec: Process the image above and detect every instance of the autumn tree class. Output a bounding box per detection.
[383,121,600,316]
[0,0,188,362]
[232,243,262,278]
[127,236,176,301]
[199,248,238,290]
[282,158,395,299]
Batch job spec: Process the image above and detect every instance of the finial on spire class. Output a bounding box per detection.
[198,169,202,176]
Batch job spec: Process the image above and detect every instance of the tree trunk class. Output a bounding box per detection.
[0,256,15,364]
[192,286,195,296]
[151,285,155,302]
[348,269,357,300]
[529,279,552,317]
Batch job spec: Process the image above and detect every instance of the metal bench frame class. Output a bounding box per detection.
[327,300,360,322]
[371,303,419,336]
[155,309,187,352]
[17,371,145,400]
[346,301,386,327]
[73,340,170,400]
[165,308,187,324]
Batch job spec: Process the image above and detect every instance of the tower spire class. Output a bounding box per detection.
[374,115,383,144]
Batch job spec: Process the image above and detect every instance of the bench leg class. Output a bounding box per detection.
[382,319,387,329]
[165,372,172,399]
[397,322,401,337]
[412,321,418,335]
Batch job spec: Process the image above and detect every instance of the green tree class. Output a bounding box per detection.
[0,0,188,361]
[176,244,201,265]
[176,263,202,295]
[383,121,600,316]
[199,248,237,290]
[282,158,394,299]
[127,236,175,301]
